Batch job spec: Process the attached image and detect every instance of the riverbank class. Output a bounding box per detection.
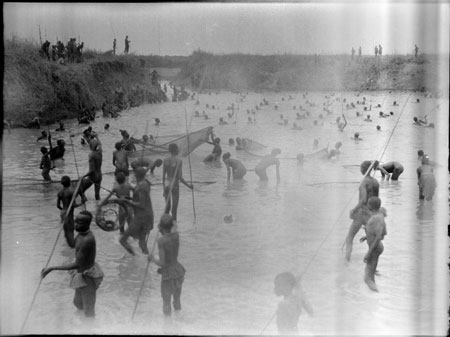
[4,38,446,127]
[3,38,185,127]
[175,50,445,93]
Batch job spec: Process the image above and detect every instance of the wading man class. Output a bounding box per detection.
[343,160,379,261]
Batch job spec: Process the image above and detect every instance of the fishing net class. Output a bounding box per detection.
[95,199,132,232]
[241,138,267,157]
[242,138,267,151]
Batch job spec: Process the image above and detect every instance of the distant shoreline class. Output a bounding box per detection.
[4,38,446,128]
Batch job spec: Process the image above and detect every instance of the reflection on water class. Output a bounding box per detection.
[416,200,435,221]
[1,90,448,335]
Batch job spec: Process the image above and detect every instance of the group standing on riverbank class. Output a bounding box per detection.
[40,37,84,64]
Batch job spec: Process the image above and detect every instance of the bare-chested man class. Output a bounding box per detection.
[163,143,193,224]
[79,139,103,201]
[120,167,153,255]
[360,196,387,292]
[344,160,379,261]
[41,211,104,317]
[57,176,84,247]
[222,152,247,182]
[112,141,129,177]
[255,148,281,182]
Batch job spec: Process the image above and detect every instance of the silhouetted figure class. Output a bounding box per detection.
[76,42,84,63]
[374,45,378,56]
[414,44,419,58]
[358,46,362,57]
[124,35,130,54]
[378,44,382,56]
[51,45,57,61]
[113,38,116,55]
[41,40,50,60]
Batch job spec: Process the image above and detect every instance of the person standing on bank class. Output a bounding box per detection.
[124,35,130,54]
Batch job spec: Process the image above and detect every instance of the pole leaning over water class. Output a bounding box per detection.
[259,92,412,335]
[20,177,84,334]
[185,108,197,222]
[131,161,181,322]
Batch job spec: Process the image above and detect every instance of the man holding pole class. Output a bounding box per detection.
[162,143,193,226]
[343,160,380,261]
[41,210,104,318]
[120,167,153,255]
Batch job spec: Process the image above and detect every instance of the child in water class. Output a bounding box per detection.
[274,272,313,335]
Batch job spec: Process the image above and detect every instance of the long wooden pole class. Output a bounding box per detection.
[131,161,181,322]
[38,25,42,45]
[185,108,196,222]
[21,177,83,334]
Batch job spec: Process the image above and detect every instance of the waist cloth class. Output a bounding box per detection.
[69,262,104,289]
[160,262,186,281]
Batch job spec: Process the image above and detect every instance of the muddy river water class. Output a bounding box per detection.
[1,89,448,335]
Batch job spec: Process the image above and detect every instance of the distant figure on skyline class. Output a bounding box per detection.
[113,38,116,55]
[358,46,362,57]
[378,44,382,56]
[41,40,50,60]
[124,35,130,54]
[414,44,419,58]
[374,45,378,56]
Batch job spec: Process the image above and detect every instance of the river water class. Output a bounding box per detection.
[1,88,448,335]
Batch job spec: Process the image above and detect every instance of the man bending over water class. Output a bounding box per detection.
[343,160,379,261]
[222,152,247,182]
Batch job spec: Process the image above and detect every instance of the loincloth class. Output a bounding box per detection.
[69,262,104,289]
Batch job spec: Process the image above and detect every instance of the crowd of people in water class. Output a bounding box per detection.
[31,86,439,335]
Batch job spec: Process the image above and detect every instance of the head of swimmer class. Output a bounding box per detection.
[274,272,297,297]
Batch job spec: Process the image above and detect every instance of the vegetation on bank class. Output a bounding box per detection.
[3,37,186,127]
[175,50,444,93]
[4,38,445,127]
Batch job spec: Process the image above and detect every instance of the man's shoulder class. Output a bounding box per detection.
[367,212,385,225]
